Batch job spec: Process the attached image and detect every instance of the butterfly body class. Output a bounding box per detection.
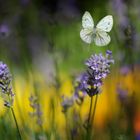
[80,11,113,46]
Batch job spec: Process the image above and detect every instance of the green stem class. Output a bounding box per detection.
[86,96,93,140]
[90,94,98,139]
[87,96,93,128]
[65,112,71,140]
[11,108,22,140]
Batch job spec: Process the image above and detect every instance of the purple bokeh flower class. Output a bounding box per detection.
[29,95,43,126]
[111,0,129,29]
[117,84,128,102]
[20,0,30,6]
[74,72,89,95]
[0,24,10,38]
[136,134,140,140]
[61,95,74,112]
[120,65,130,76]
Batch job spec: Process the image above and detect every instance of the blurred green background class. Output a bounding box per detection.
[0,0,140,140]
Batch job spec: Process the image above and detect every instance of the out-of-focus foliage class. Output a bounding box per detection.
[0,0,140,140]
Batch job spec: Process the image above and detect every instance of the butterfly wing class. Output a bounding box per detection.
[80,11,94,44]
[96,15,113,32]
[80,28,94,44]
[82,11,94,29]
[94,30,111,46]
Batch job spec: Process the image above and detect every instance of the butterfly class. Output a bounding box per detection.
[80,11,113,46]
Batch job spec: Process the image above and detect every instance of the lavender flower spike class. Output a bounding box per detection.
[74,50,114,97]
[0,61,11,88]
[0,61,14,107]
[85,50,114,81]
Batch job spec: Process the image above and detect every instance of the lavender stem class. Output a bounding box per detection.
[90,94,98,139]
[86,96,93,140]
[11,108,22,140]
